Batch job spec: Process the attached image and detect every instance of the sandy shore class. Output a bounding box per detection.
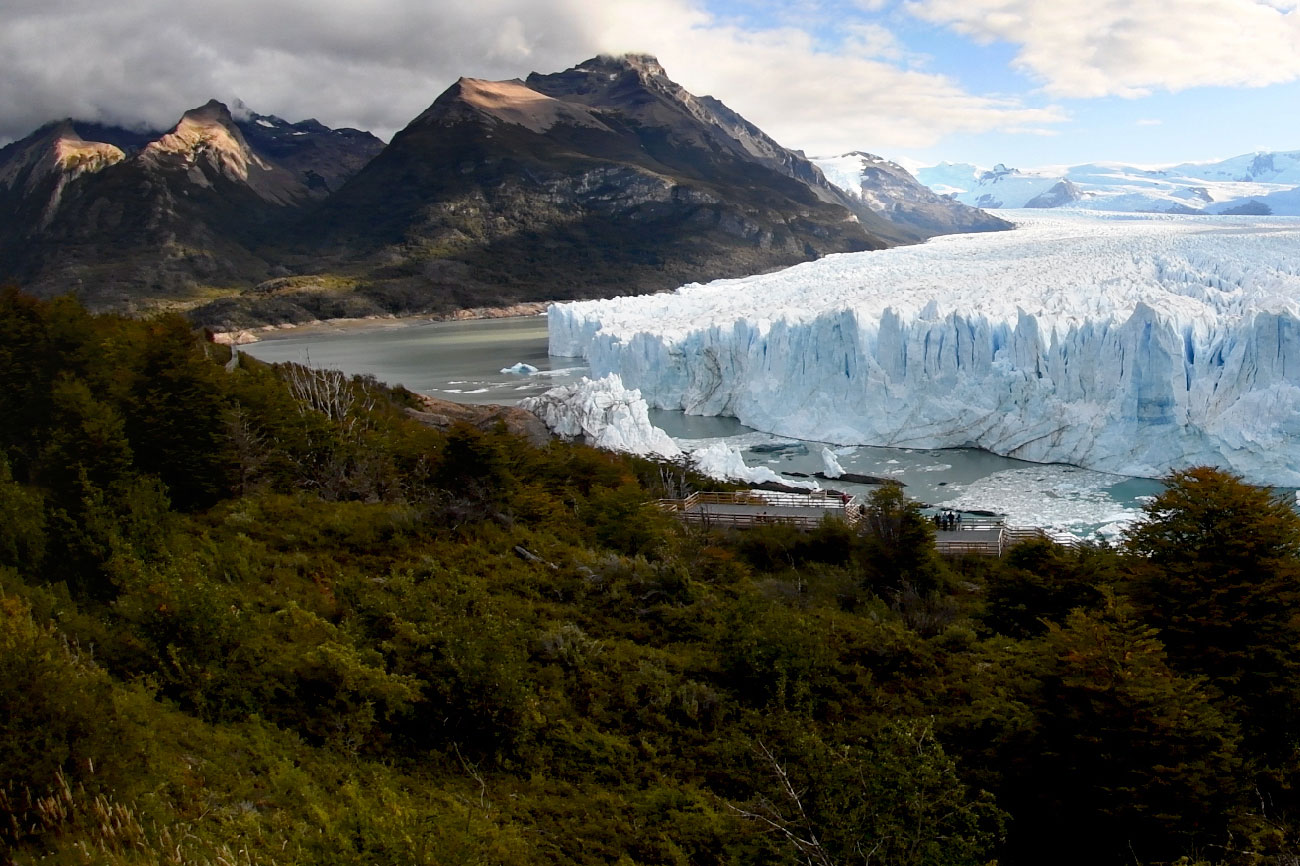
[210,301,550,345]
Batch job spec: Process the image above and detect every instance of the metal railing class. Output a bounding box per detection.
[659,493,1085,552]
[657,490,861,529]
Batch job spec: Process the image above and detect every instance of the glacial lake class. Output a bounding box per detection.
[242,314,1164,537]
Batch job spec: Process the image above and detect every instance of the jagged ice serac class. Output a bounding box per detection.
[546,211,1300,486]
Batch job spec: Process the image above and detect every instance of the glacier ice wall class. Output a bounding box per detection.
[549,212,1300,485]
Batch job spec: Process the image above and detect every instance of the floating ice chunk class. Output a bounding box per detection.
[937,465,1144,535]
[522,374,680,458]
[500,362,540,375]
[688,442,819,489]
[821,446,845,478]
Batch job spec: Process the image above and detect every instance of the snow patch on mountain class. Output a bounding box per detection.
[548,211,1300,486]
[812,151,1011,235]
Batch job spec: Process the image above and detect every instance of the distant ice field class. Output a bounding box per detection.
[549,211,1300,485]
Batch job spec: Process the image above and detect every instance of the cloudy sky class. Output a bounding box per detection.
[4,0,1300,168]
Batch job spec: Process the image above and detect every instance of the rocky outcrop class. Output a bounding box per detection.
[405,394,551,447]
[1024,179,1081,209]
[813,151,1011,239]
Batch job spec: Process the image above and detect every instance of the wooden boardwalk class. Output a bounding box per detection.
[933,519,1083,557]
[659,493,1081,556]
[658,491,860,529]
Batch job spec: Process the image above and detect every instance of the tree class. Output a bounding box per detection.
[0,455,45,573]
[0,289,97,477]
[855,485,949,599]
[982,538,1114,637]
[1124,466,1300,760]
[125,315,235,511]
[1004,596,1251,864]
[37,375,136,507]
[735,721,1005,866]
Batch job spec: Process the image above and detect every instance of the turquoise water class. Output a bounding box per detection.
[242,315,1164,535]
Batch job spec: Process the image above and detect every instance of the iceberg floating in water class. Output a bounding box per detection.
[820,446,845,479]
[500,362,540,375]
[548,211,1300,485]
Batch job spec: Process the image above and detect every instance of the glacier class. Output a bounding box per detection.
[548,211,1300,486]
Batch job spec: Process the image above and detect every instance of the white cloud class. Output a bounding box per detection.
[842,22,907,59]
[905,0,1300,98]
[0,0,1063,156]
[649,26,1067,153]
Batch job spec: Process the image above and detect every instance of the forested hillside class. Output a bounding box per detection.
[4,289,1300,865]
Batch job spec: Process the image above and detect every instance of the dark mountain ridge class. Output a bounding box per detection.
[0,55,1009,327]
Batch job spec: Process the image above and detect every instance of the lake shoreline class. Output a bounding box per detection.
[209,301,551,345]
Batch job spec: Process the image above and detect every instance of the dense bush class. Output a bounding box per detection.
[3,291,1300,864]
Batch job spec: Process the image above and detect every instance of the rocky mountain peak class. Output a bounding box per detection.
[524,55,683,111]
[141,99,306,204]
[586,53,669,80]
[143,99,256,167]
[420,76,614,136]
[0,119,125,198]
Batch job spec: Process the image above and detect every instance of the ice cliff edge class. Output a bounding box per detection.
[547,212,1300,486]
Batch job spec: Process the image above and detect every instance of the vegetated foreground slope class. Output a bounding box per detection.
[5,289,1300,866]
[550,210,1300,484]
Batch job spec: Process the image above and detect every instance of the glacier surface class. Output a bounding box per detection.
[548,212,1300,485]
[913,152,1300,215]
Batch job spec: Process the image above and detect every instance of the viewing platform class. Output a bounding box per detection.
[659,492,1082,556]
[657,490,861,530]
[933,519,1083,557]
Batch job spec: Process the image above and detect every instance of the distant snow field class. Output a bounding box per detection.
[548,211,1300,485]
[912,151,1300,215]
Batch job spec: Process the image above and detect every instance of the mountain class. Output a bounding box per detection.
[813,152,1011,236]
[230,103,385,198]
[914,152,1300,214]
[2,56,1008,325]
[0,121,127,234]
[277,54,892,325]
[0,101,383,311]
[522,57,922,243]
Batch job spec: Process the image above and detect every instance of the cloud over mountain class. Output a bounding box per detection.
[0,0,1062,153]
